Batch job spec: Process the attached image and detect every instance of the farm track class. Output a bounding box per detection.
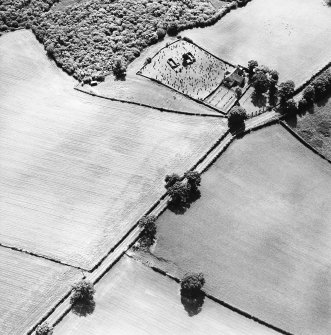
[30,109,281,334]
[75,86,225,118]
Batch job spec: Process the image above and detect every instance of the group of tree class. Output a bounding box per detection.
[248,60,279,101]
[35,322,53,335]
[228,106,247,131]
[180,272,206,316]
[165,170,201,207]
[137,215,157,249]
[298,69,331,110]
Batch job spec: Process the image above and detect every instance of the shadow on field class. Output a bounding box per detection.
[168,189,201,215]
[72,299,96,317]
[180,290,205,317]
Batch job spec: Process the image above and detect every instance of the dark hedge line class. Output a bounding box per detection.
[1,0,225,82]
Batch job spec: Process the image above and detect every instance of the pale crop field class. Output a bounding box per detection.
[0,247,81,335]
[140,40,232,101]
[151,125,331,335]
[55,255,279,335]
[0,30,227,270]
[182,0,331,85]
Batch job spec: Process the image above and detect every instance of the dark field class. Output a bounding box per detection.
[287,93,331,160]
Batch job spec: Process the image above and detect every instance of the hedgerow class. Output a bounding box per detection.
[1,0,221,82]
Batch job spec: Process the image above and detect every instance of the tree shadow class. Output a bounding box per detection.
[168,189,201,215]
[229,121,246,136]
[180,290,205,317]
[285,114,297,128]
[71,299,96,317]
[251,91,267,108]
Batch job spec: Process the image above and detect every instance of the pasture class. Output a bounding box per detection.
[182,0,331,85]
[140,40,233,101]
[0,30,227,270]
[0,247,81,335]
[150,125,331,335]
[83,37,221,116]
[287,93,331,160]
[55,255,279,335]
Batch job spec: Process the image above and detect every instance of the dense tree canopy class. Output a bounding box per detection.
[35,322,53,335]
[70,280,95,306]
[228,106,247,130]
[252,71,269,94]
[184,170,201,190]
[138,215,157,248]
[278,80,295,103]
[1,0,219,81]
[181,273,205,297]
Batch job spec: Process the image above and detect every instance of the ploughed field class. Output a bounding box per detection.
[140,40,233,101]
[0,30,227,270]
[182,0,331,85]
[148,125,331,335]
[287,92,331,161]
[0,247,81,335]
[55,255,279,335]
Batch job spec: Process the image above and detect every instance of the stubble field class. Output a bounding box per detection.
[0,30,227,270]
[0,247,81,335]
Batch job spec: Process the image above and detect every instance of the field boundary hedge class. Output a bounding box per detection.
[74,86,225,118]
[127,254,294,335]
[0,241,85,271]
[280,121,331,165]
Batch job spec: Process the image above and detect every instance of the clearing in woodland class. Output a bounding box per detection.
[0,30,227,270]
[140,125,331,335]
[55,255,279,335]
[0,247,81,335]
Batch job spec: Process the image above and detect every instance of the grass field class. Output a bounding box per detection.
[140,40,232,101]
[182,0,331,85]
[0,30,227,270]
[0,247,81,335]
[287,93,331,160]
[145,125,331,335]
[55,255,278,335]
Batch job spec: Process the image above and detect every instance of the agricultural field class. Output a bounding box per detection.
[140,40,233,101]
[0,247,81,335]
[0,30,226,270]
[182,0,331,86]
[142,125,331,335]
[287,92,331,161]
[55,255,279,335]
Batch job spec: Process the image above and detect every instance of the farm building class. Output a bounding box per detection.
[223,66,246,88]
